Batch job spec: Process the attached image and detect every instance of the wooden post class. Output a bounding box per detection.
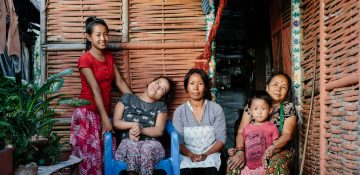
[40,0,47,85]
[319,0,326,174]
[121,0,131,85]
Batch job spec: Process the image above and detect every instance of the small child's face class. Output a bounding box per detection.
[250,99,272,123]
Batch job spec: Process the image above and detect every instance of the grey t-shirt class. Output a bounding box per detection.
[119,93,167,141]
[172,100,226,144]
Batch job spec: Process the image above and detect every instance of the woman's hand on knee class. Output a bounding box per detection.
[227,148,236,156]
[227,151,245,170]
[188,152,203,162]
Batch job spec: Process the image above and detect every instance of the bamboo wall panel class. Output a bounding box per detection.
[129,0,206,42]
[46,0,207,140]
[301,0,321,174]
[323,0,360,174]
[128,48,204,113]
[47,0,123,42]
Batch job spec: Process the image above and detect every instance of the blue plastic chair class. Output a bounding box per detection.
[104,120,180,175]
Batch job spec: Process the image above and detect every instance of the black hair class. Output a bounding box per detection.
[248,90,273,108]
[85,16,109,50]
[183,69,211,100]
[152,76,176,106]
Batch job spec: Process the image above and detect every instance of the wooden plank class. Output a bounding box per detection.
[44,42,205,51]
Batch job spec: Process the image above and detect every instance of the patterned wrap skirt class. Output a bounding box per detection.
[70,108,102,175]
[114,139,165,175]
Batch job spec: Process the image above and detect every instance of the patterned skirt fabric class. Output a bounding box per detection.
[226,149,294,175]
[70,108,102,175]
[266,150,294,175]
[115,139,165,175]
[227,166,266,175]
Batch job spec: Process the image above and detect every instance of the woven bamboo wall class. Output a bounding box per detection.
[301,0,321,174]
[302,0,360,174]
[47,0,123,42]
[45,0,206,140]
[126,0,205,112]
[323,0,360,174]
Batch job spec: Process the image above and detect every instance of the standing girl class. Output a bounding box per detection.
[70,16,131,175]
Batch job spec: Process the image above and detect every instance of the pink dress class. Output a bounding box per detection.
[241,122,279,175]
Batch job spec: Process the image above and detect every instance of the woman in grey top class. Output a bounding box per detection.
[172,69,226,175]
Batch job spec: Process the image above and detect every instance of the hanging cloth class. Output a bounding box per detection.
[0,0,8,54]
[6,0,20,57]
[194,0,227,73]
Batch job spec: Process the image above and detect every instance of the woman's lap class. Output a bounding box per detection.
[266,149,294,175]
[114,139,165,174]
[226,149,294,175]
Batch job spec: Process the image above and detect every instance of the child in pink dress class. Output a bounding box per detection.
[227,91,279,175]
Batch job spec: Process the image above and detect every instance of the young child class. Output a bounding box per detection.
[227,90,279,175]
[70,16,131,175]
[113,76,175,175]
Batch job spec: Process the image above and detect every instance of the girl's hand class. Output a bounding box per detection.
[102,119,113,135]
[129,131,139,142]
[265,144,275,158]
[130,123,142,137]
[227,148,236,156]
[262,153,269,169]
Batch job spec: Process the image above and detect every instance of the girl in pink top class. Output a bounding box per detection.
[227,91,279,175]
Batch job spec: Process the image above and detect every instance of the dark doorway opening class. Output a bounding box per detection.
[215,0,273,151]
[214,0,298,174]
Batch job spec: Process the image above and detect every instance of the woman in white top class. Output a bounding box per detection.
[172,69,226,175]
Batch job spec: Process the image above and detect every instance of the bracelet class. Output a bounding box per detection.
[236,146,244,151]
[235,150,244,155]
[272,142,277,149]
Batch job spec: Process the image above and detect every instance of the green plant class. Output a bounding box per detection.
[37,132,61,165]
[0,69,89,166]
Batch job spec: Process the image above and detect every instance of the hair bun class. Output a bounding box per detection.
[85,16,97,28]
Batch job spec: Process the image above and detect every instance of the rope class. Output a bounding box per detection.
[194,0,227,73]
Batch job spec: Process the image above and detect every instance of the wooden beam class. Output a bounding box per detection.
[122,0,129,43]
[43,42,206,51]
[319,0,326,174]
